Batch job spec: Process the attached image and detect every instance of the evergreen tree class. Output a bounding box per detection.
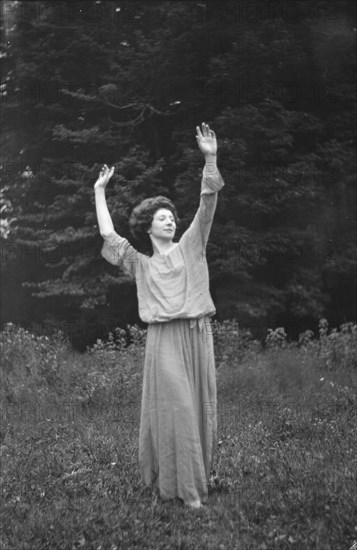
[1,0,356,345]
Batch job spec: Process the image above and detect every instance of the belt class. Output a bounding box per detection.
[189,317,205,332]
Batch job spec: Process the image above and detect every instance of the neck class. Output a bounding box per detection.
[150,235,177,256]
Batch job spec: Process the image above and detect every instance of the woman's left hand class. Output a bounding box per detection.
[196,122,217,156]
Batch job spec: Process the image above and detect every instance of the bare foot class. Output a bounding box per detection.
[186,499,201,508]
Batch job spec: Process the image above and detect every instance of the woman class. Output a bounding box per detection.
[94,123,224,508]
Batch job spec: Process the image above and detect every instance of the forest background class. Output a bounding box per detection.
[1,0,356,350]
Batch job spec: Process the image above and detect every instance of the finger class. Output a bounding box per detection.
[207,124,214,136]
[196,125,203,139]
[210,129,216,138]
[202,122,208,136]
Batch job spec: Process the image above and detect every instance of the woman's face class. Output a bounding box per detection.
[148,208,176,241]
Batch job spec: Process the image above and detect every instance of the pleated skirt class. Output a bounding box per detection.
[138,316,217,505]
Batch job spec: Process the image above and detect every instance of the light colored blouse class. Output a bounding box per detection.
[101,164,225,324]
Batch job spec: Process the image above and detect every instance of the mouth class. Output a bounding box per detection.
[165,228,174,232]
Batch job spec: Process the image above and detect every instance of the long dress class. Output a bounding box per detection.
[101,164,225,505]
[139,315,216,504]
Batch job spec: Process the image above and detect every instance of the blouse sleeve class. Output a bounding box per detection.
[101,231,141,279]
[179,164,225,257]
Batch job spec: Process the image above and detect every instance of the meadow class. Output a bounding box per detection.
[1,319,356,550]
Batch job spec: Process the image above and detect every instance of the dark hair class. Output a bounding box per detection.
[129,196,180,252]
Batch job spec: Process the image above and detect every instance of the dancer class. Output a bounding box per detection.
[94,123,224,508]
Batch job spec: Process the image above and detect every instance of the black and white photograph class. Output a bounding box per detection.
[1,1,356,548]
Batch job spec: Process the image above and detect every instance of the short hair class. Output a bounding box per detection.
[129,196,180,253]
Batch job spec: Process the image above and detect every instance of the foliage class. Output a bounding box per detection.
[1,322,69,401]
[301,318,357,370]
[265,327,288,349]
[1,318,355,411]
[265,317,357,370]
[1,0,356,342]
[1,318,356,549]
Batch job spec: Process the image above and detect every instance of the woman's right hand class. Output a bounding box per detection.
[94,164,115,189]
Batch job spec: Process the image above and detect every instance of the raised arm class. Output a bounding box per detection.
[94,165,141,278]
[94,164,115,237]
[180,124,224,253]
[196,122,217,170]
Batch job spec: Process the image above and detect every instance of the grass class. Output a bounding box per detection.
[0,320,356,549]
